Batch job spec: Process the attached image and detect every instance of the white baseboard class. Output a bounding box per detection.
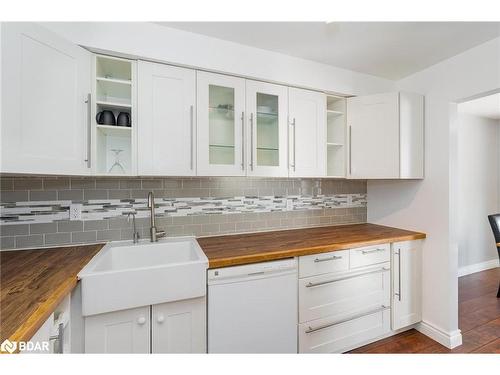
[416,321,462,349]
[458,258,499,277]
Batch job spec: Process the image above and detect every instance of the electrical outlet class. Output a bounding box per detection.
[69,204,82,221]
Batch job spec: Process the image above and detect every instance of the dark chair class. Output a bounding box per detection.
[487,214,500,297]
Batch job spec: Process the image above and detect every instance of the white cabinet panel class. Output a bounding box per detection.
[1,22,91,175]
[347,92,400,178]
[391,240,422,330]
[152,297,206,353]
[138,61,196,176]
[197,71,246,176]
[299,308,391,353]
[288,88,326,177]
[299,264,390,323]
[298,249,349,278]
[85,306,150,353]
[246,80,288,177]
[349,243,391,269]
[399,92,424,179]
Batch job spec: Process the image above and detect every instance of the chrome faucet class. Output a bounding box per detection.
[148,192,165,242]
[127,212,140,244]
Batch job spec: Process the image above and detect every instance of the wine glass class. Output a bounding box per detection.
[109,149,126,174]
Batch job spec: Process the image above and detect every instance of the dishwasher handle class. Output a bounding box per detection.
[207,259,298,284]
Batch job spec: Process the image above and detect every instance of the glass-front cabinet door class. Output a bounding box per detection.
[197,72,246,176]
[246,80,288,177]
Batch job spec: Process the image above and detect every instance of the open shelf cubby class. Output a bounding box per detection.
[94,55,134,175]
[326,95,347,177]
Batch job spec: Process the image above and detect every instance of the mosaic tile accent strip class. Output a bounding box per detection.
[0,194,366,225]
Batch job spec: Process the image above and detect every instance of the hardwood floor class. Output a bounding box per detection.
[349,267,500,353]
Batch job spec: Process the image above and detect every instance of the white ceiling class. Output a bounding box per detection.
[458,93,500,120]
[157,22,500,80]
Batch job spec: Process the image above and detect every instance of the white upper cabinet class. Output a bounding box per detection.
[246,80,288,177]
[391,240,422,330]
[347,92,424,179]
[138,61,196,176]
[1,22,91,175]
[288,88,326,177]
[197,72,246,176]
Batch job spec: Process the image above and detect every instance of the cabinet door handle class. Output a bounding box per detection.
[157,314,165,324]
[361,248,386,255]
[290,117,296,171]
[137,316,146,325]
[241,111,245,169]
[395,249,402,301]
[249,112,254,171]
[305,267,389,288]
[190,105,194,170]
[305,305,389,334]
[84,93,91,168]
[348,125,352,176]
[314,255,342,263]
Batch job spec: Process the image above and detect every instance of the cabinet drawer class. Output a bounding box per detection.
[298,307,391,353]
[299,250,349,278]
[299,264,390,323]
[349,244,390,269]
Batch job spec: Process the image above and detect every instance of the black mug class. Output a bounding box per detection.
[117,112,131,127]
[96,110,116,126]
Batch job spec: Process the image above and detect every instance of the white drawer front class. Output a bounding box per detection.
[299,264,390,323]
[299,307,391,353]
[299,250,349,278]
[350,244,390,269]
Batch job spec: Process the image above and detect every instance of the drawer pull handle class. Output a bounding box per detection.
[314,255,342,263]
[305,305,389,334]
[361,248,386,255]
[305,267,389,288]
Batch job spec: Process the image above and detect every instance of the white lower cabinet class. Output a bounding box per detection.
[84,297,206,353]
[391,240,422,330]
[85,306,150,353]
[299,307,391,354]
[298,240,422,353]
[152,297,206,353]
[299,264,390,323]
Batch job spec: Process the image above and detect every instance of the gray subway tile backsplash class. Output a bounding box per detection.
[0,176,367,250]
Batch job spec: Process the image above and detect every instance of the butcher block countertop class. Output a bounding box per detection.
[0,244,104,347]
[198,223,426,269]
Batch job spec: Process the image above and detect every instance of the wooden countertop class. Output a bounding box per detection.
[0,244,104,348]
[198,223,426,268]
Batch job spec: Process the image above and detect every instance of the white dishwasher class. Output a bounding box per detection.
[207,258,298,353]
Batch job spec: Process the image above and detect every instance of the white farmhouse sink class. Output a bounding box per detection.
[78,237,209,316]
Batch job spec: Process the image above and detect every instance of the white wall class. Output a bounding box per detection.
[40,22,394,96]
[457,113,499,269]
[367,37,500,347]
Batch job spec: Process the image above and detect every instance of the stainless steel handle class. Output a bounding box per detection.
[314,255,343,263]
[49,322,64,354]
[291,118,296,171]
[241,111,245,169]
[348,125,352,175]
[190,105,194,170]
[361,248,386,255]
[84,93,91,168]
[305,305,389,334]
[305,267,389,288]
[395,249,402,301]
[249,113,254,170]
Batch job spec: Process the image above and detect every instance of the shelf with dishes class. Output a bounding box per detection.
[93,55,136,175]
